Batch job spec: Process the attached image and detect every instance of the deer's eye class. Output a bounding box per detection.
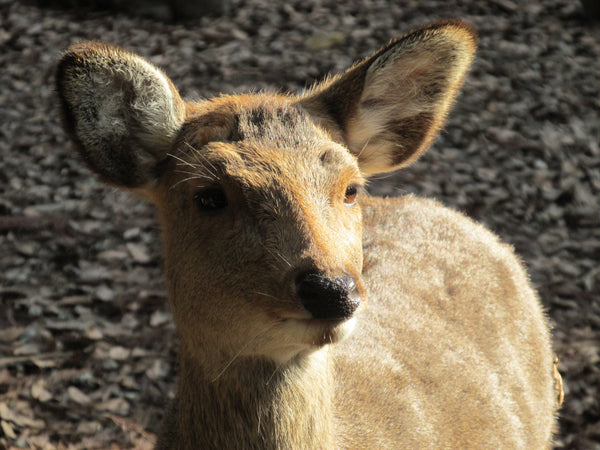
[194,187,228,211]
[344,185,358,205]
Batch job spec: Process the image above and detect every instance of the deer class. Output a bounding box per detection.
[56,20,562,449]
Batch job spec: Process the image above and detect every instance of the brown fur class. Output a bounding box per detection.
[56,20,560,449]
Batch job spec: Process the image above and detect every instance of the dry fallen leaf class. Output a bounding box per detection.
[1,419,17,439]
[108,346,131,361]
[97,398,130,416]
[68,386,91,405]
[31,379,52,403]
[0,327,24,343]
[0,402,45,429]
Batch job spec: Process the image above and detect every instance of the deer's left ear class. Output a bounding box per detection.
[299,20,476,176]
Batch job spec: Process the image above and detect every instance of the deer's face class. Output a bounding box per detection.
[56,22,476,367]
[154,96,365,363]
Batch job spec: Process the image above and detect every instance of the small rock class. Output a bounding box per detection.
[97,249,128,261]
[150,309,171,327]
[13,343,40,356]
[109,346,131,361]
[127,242,152,264]
[0,327,24,343]
[96,398,130,416]
[76,420,101,435]
[96,285,115,302]
[84,326,103,340]
[147,359,170,381]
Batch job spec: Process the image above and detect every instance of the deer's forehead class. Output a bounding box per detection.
[175,140,357,193]
[182,99,330,146]
[237,104,325,145]
[174,100,359,187]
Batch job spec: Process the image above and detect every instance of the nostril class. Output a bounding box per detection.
[295,272,360,320]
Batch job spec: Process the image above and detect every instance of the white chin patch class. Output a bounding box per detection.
[264,316,358,365]
[335,316,357,342]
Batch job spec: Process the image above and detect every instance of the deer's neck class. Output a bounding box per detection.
[158,349,335,449]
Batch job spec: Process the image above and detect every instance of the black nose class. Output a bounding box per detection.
[295,272,360,320]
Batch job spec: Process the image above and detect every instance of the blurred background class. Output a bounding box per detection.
[1,0,598,448]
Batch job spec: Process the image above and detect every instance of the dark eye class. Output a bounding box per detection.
[344,185,358,205]
[194,187,228,211]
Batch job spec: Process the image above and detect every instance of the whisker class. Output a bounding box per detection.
[169,148,219,181]
[170,175,211,190]
[173,169,200,176]
[167,152,202,170]
[182,141,198,152]
[182,155,216,178]
[266,249,292,268]
[252,291,281,301]
[393,186,410,195]
[356,138,371,160]
[174,169,216,180]
[211,342,255,382]
[185,142,220,178]
[211,325,274,383]
[370,172,398,181]
[266,359,286,386]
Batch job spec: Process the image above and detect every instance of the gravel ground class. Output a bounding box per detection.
[1,0,599,448]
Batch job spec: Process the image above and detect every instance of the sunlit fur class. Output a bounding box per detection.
[57,20,561,449]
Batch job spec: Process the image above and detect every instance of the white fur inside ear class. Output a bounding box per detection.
[346,53,440,174]
[77,55,181,154]
[125,57,183,150]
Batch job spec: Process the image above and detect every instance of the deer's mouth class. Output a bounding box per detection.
[280,315,358,347]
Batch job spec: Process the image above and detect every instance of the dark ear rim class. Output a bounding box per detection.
[55,42,185,189]
[301,19,477,132]
[55,44,118,183]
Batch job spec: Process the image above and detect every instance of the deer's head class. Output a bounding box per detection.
[56,21,476,370]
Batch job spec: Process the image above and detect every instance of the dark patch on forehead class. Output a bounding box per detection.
[244,106,303,130]
[319,147,353,168]
[276,107,299,127]
[179,100,324,155]
[320,149,334,164]
[237,104,318,147]
[247,106,268,129]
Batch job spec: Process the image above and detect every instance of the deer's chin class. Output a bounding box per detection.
[255,316,357,365]
[285,315,357,347]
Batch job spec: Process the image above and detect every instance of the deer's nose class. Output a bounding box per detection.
[295,272,360,320]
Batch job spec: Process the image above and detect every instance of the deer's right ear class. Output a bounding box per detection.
[56,42,185,188]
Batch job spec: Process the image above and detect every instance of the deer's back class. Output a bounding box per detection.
[333,195,556,449]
